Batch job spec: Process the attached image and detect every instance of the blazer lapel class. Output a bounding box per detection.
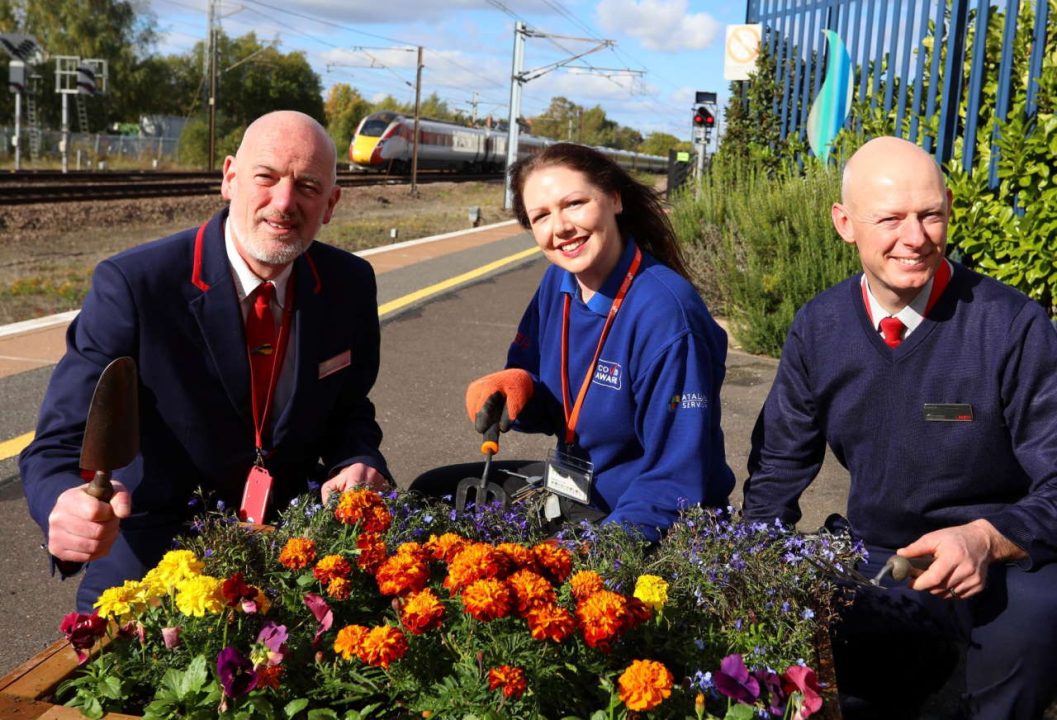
[272,249,325,444]
[187,211,252,425]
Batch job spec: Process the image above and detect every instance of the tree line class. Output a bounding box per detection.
[0,0,687,165]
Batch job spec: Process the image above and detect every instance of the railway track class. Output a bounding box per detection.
[0,170,503,205]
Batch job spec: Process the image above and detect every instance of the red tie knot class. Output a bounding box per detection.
[879,316,906,348]
[254,282,275,311]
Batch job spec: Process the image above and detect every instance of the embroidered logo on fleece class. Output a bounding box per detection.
[592,360,623,390]
[669,392,708,411]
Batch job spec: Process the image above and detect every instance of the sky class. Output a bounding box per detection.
[146,0,750,142]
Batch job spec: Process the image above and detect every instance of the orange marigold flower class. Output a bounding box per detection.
[313,554,353,584]
[444,543,507,595]
[425,532,467,563]
[532,543,572,583]
[488,665,527,699]
[327,577,352,601]
[576,589,628,650]
[335,489,391,533]
[357,625,408,669]
[356,533,388,573]
[394,542,428,561]
[507,568,556,614]
[460,578,513,622]
[496,542,536,571]
[525,603,576,643]
[256,664,284,690]
[569,570,606,601]
[375,552,430,597]
[617,659,673,712]
[400,588,445,635]
[278,537,316,570]
[333,624,369,661]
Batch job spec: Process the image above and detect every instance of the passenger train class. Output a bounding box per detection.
[349,111,668,174]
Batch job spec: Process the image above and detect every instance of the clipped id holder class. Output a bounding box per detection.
[544,447,594,505]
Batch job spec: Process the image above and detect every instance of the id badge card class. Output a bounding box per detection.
[239,465,274,524]
[544,448,594,505]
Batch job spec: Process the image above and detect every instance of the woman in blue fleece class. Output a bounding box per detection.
[415,143,734,539]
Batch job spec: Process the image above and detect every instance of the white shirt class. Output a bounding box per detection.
[224,219,296,433]
[861,259,952,341]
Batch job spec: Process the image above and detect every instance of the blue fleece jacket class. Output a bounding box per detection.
[507,240,734,539]
[744,264,1057,568]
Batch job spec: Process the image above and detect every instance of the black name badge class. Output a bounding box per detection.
[923,403,974,422]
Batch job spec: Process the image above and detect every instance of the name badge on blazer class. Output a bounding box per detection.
[923,403,974,422]
[319,350,351,379]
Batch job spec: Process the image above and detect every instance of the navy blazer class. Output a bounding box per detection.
[20,209,389,610]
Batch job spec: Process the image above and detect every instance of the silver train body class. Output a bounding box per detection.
[349,111,667,174]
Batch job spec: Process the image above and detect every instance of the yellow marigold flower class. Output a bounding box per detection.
[576,589,628,650]
[376,551,430,597]
[488,665,527,699]
[569,570,606,601]
[150,550,204,592]
[633,575,669,611]
[532,543,572,583]
[400,588,445,635]
[507,568,556,614]
[174,574,224,617]
[334,624,369,661]
[94,580,142,620]
[278,537,316,570]
[313,554,353,584]
[425,532,467,563]
[525,603,576,643]
[617,659,673,712]
[460,578,514,622]
[357,625,408,669]
[444,543,506,595]
[327,577,352,601]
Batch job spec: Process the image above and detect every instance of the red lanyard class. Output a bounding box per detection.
[560,246,642,446]
[250,275,295,457]
[861,259,952,325]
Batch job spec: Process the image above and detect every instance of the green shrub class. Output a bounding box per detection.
[674,160,859,357]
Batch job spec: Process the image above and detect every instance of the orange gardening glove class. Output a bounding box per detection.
[465,369,534,433]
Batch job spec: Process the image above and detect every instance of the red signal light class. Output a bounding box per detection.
[693,105,714,128]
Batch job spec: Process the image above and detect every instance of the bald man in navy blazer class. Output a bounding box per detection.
[21,111,392,612]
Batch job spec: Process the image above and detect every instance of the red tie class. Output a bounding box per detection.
[246,282,277,419]
[879,316,906,348]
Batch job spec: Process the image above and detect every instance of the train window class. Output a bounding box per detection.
[359,119,390,137]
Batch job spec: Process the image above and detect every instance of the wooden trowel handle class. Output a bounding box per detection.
[83,470,115,503]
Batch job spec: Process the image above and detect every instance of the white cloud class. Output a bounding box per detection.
[595,0,719,52]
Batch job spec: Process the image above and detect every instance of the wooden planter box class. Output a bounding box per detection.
[0,638,137,719]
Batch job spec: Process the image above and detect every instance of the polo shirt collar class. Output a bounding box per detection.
[559,239,637,315]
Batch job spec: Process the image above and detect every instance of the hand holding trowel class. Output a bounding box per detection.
[80,357,140,502]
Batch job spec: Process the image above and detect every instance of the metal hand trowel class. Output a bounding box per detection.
[80,357,140,502]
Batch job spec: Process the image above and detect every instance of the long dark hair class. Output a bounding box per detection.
[509,143,689,279]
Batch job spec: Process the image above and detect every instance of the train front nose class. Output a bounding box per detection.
[351,135,383,165]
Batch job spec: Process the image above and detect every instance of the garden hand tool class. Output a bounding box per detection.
[80,357,140,503]
[454,424,509,515]
[807,553,934,590]
[465,368,534,433]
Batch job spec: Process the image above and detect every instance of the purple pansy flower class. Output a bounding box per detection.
[216,646,257,698]
[713,653,760,705]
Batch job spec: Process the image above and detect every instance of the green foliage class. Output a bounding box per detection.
[529,96,644,150]
[717,42,789,174]
[674,158,858,357]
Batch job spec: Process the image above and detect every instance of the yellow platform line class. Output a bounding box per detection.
[0,431,34,463]
[0,246,542,463]
[378,246,540,317]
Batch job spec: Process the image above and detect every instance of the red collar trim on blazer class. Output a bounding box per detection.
[191,221,210,291]
[190,218,323,295]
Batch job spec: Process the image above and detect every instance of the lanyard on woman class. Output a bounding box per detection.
[559,246,642,446]
[251,275,295,464]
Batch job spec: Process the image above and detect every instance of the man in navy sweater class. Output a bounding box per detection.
[743,137,1057,719]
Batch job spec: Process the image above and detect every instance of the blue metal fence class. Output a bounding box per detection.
[744,0,1052,177]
